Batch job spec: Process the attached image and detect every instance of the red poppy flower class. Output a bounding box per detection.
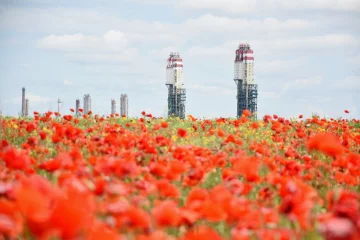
[242,109,252,117]
[178,128,187,138]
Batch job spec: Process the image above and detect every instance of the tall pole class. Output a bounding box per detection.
[21,87,26,116]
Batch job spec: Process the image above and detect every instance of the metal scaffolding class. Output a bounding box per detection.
[233,43,257,118]
[235,79,258,118]
[166,85,186,119]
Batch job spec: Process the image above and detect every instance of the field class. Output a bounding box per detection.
[0,110,359,240]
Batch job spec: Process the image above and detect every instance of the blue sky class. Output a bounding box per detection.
[0,0,359,118]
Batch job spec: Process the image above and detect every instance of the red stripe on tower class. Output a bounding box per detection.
[244,57,254,60]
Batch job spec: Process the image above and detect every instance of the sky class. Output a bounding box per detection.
[0,0,359,119]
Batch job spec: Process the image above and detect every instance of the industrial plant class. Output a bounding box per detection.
[57,99,62,114]
[111,99,116,115]
[120,94,128,117]
[75,99,80,116]
[83,94,91,114]
[165,52,186,119]
[19,43,258,119]
[234,43,258,117]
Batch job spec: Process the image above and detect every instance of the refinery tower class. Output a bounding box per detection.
[166,52,186,119]
[234,43,258,117]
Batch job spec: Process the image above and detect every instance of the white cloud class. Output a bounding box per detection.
[38,31,138,63]
[257,57,307,74]
[184,34,359,58]
[333,76,360,91]
[64,80,73,85]
[251,34,359,53]
[20,63,30,68]
[183,15,312,33]
[187,45,230,56]
[259,91,281,99]
[65,48,139,64]
[12,93,54,105]
[38,30,128,52]
[313,96,332,103]
[26,94,53,104]
[178,0,360,13]
[148,47,179,60]
[349,52,360,68]
[282,76,323,93]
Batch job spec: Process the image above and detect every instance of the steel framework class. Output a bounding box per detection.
[166,85,186,119]
[235,79,258,118]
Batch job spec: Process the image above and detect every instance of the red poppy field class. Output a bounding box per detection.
[0,110,360,240]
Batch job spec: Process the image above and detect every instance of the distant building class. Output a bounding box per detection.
[83,94,91,113]
[120,94,128,117]
[75,99,80,116]
[165,52,186,119]
[57,99,62,114]
[21,87,26,116]
[111,99,116,115]
[234,43,258,117]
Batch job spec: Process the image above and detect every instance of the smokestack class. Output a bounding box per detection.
[75,99,80,116]
[21,87,26,116]
[25,99,29,117]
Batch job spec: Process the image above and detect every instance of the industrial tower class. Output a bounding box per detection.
[57,99,62,114]
[165,52,186,119]
[25,99,29,117]
[21,87,26,116]
[111,99,116,115]
[83,94,91,114]
[120,94,128,117]
[75,99,80,116]
[234,43,258,117]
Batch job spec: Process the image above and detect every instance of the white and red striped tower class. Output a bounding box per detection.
[234,43,258,117]
[165,52,186,119]
[166,53,184,88]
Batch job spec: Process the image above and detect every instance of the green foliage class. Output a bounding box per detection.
[201,167,222,189]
